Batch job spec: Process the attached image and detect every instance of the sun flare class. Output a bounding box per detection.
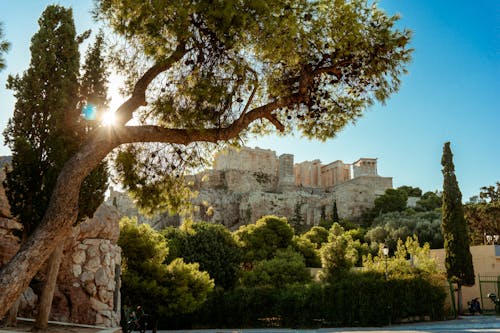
[101,110,116,126]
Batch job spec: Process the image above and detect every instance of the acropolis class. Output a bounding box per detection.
[185,146,393,228]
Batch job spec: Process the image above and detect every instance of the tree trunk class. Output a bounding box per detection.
[0,89,288,317]
[457,281,463,315]
[33,243,64,330]
[5,296,21,327]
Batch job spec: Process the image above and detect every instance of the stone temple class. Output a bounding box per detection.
[184,146,393,229]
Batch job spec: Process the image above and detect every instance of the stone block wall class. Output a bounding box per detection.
[56,238,121,326]
[0,175,122,329]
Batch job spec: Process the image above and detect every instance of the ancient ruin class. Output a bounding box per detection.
[185,146,393,229]
[108,146,392,230]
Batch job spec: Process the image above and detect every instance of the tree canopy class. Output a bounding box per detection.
[0,0,412,315]
[119,217,214,319]
[163,221,243,290]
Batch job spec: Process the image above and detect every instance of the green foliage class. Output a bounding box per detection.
[375,188,409,214]
[364,210,443,249]
[165,274,445,329]
[77,32,109,219]
[479,182,500,203]
[320,223,358,279]
[332,200,340,222]
[0,22,9,70]
[239,249,311,288]
[94,0,412,214]
[235,215,294,264]
[397,185,423,198]
[363,236,441,278]
[3,6,83,236]
[465,199,500,245]
[290,235,321,268]
[119,217,214,318]
[416,191,442,211]
[301,226,329,249]
[364,188,408,224]
[162,221,243,289]
[441,142,474,286]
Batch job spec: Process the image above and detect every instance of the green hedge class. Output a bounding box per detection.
[160,273,446,329]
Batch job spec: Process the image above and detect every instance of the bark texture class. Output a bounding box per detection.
[34,243,64,330]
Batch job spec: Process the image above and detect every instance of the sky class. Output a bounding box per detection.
[0,0,498,201]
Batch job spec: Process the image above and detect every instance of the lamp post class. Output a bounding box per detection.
[382,244,389,280]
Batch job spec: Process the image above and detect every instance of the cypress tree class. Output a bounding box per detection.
[3,6,108,327]
[78,31,109,219]
[332,200,340,223]
[441,142,474,313]
[4,5,81,238]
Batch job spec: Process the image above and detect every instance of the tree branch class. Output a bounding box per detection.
[114,42,187,125]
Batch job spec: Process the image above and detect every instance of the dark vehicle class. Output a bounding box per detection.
[488,293,500,314]
[468,297,482,315]
[126,306,148,333]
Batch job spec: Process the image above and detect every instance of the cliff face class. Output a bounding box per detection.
[107,147,393,230]
[188,168,392,229]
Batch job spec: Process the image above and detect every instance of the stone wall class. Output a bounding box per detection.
[331,176,393,218]
[0,168,122,328]
[214,146,278,175]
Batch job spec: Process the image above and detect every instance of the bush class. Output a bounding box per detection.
[161,272,445,329]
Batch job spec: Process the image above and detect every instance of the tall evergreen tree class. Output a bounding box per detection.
[4,5,81,238]
[441,142,474,313]
[332,200,340,223]
[78,31,109,218]
[3,6,108,327]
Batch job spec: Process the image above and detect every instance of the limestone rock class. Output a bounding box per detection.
[90,297,109,312]
[0,170,11,218]
[77,204,121,243]
[95,268,107,287]
[0,217,21,266]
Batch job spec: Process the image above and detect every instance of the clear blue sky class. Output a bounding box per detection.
[0,1,498,201]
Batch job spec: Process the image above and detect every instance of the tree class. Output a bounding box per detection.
[3,9,109,326]
[239,249,311,288]
[363,188,409,224]
[479,182,500,203]
[320,223,358,279]
[416,191,442,211]
[119,217,214,329]
[397,185,422,198]
[3,6,81,328]
[465,183,500,245]
[441,142,474,314]
[236,215,294,265]
[0,22,9,71]
[163,221,243,290]
[363,236,440,278]
[0,0,412,314]
[364,210,443,249]
[332,200,340,223]
[301,226,329,249]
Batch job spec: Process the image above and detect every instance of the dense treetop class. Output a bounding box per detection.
[94,0,412,212]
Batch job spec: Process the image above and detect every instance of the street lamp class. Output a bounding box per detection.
[382,244,389,280]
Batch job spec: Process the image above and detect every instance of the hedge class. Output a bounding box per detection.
[159,273,446,329]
